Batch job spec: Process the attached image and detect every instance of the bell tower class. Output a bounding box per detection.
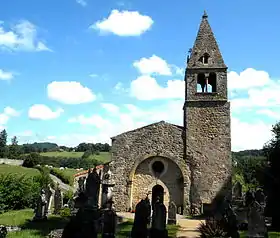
[184,12,232,214]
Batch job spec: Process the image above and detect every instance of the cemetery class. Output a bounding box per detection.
[0,10,280,238]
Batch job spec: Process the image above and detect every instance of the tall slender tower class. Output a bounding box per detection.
[184,12,232,214]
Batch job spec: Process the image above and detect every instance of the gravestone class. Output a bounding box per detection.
[247,201,267,238]
[168,201,177,225]
[233,182,242,199]
[102,169,115,208]
[78,177,86,193]
[54,184,63,214]
[224,203,240,238]
[45,184,54,216]
[62,167,102,238]
[101,202,117,238]
[33,189,48,221]
[0,225,7,238]
[245,191,255,207]
[255,190,266,206]
[150,198,168,238]
[131,197,151,238]
[85,168,101,208]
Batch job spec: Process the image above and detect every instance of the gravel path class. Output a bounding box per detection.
[50,174,75,192]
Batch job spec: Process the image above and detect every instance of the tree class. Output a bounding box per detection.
[263,121,280,231]
[22,153,41,168]
[0,129,8,158]
[8,136,20,160]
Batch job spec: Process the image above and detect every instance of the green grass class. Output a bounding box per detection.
[0,210,179,238]
[40,151,111,163]
[239,231,280,238]
[0,165,40,178]
[40,151,84,158]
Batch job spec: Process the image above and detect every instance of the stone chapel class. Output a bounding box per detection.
[109,12,232,215]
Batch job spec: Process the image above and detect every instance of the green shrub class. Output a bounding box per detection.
[59,207,71,217]
[50,168,73,186]
[198,218,227,238]
[0,174,41,212]
[63,190,74,204]
[22,153,41,168]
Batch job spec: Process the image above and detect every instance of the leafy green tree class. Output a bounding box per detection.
[22,152,41,168]
[263,121,280,231]
[0,129,8,158]
[8,136,20,160]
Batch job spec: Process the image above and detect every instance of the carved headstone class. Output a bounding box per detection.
[102,202,117,238]
[78,177,86,193]
[45,184,53,216]
[224,203,240,238]
[150,198,168,238]
[33,189,48,221]
[131,197,151,238]
[85,168,101,208]
[233,182,242,199]
[102,169,115,208]
[255,190,266,206]
[168,201,177,225]
[54,185,63,214]
[247,201,267,238]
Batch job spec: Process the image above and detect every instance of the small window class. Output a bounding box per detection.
[208,73,217,93]
[197,72,217,93]
[198,53,210,65]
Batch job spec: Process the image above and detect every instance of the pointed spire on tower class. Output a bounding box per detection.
[187,12,226,69]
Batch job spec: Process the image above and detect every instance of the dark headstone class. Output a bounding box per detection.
[150,198,168,238]
[85,168,101,208]
[54,185,63,214]
[247,201,267,238]
[245,191,255,207]
[0,226,7,238]
[102,203,117,238]
[255,190,266,206]
[224,203,240,238]
[168,201,177,225]
[131,197,151,238]
[233,182,242,199]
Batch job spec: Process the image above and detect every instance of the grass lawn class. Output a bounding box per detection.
[40,151,111,163]
[240,231,280,238]
[0,210,179,238]
[0,164,40,178]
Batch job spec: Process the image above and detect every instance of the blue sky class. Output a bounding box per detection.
[0,0,279,151]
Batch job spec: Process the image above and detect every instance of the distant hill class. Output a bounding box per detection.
[21,142,58,153]
[232,149,264,159]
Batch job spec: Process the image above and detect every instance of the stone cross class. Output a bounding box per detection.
[232,182,242,199]
[101,202,117,238]
[54,184,63,214]
[33,189,48,221]
[247,200,267,238]
[150,198,168,238]
[131,197,151,238]
[167,201,177,225]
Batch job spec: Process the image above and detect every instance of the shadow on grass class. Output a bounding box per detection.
[19,216,70,237]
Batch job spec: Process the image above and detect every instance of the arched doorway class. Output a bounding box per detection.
[152,184,164,210]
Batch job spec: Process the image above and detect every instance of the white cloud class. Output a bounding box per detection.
[231,117,273,151]
[68,115,110,129]
[101,103,120,114]
[89,74,98,78]
[0,20,51,52]
[76,0,87,6]
[133,55,172,76]
[28,104,64,120]
[228,68,271,90]
[0,106,20,128]
[92,10,153,36]
[0,69,13,81]
[256,109,280,120]
[130,75,184,100]
[47,81,96,104]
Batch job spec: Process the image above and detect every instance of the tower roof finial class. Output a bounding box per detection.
[202,10,208,19]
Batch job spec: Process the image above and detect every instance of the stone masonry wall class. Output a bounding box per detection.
[109,121,191,212]
[132,156,184,210]
[185,101,232,213]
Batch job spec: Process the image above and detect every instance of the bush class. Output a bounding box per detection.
[59,207,71,217]
[0,174,41,212]
[22,153,41,168]
[198,217,227,238]
[63,190,74,204]
[50,168,73,186]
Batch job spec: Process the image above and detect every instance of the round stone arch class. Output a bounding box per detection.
[128,153,186,211]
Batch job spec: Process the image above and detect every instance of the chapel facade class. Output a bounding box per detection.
[109,12,232,215]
